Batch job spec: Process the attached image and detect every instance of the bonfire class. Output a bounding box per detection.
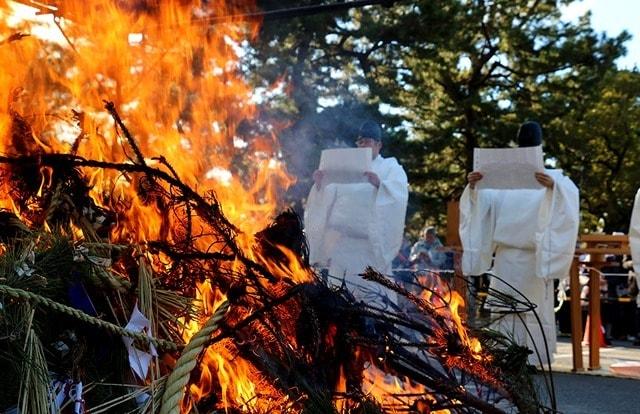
[0,1,553,413]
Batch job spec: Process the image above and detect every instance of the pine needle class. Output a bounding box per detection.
[17,309,51,414]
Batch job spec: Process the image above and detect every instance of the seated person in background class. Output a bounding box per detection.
[600,255,628,340]
[409,226,446,272]
[601,255,628,299]
[393,236,412,271]
[404,226,448,303]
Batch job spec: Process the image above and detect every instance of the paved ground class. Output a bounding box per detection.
[539,336,640,413]
[552,335,640,377]
[542,372,640,414]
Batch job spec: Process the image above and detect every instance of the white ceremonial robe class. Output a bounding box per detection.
[304,155,408,307]
[629,189,640,274]
[630,189,640,313]
[459,169,579,365]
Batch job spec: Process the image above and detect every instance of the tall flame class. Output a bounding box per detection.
[0,0,293,243]
[0,2,493,412]
[1,1,302,411]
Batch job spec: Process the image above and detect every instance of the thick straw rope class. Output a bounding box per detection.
[160,300,229,414]
[0,284,179,350]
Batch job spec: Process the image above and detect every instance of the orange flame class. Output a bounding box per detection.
[1,3,490,412]
[363,364,451,414]
[334,364,347,413]
[0,0,293,243]
[417,272,484,359]
[2,1,304,411]
[182,280,294,413]
[252,242,314,284]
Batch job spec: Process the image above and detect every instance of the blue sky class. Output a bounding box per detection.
[563,0,639,69]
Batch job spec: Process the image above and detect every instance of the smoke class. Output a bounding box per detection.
[274,104,381,212]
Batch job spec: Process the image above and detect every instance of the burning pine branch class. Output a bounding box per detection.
[0,101,549,414]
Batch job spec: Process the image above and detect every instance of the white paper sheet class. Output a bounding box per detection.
[473,145,544,189]
[318,147,372,184]
[122,304,157,381]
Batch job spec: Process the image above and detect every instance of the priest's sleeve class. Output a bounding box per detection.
[459,185,496,275]
[304,184,337,267]
[368,158,409,273]
[536,171,580,280]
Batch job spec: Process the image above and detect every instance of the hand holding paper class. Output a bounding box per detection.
[467,171,483,189]
[363,171,380,188]
[534,171,554,189]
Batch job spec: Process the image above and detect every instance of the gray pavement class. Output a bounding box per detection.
[542,372,639,414]
[539,336,640,413]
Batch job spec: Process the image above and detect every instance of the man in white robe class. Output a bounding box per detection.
[628,189,640,345]
[459,122,579,365]
[629,189,640,272]
[304,121,408,307]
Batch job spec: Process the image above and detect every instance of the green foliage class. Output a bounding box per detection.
[0,235,135,412]
[249,0,634,234]
[546,69,640,232]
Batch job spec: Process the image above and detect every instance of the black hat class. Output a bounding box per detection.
[517,121,543,147]
[358,121,382,141]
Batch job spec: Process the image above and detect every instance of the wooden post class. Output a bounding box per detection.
[452,250,467,321]
[569,257,584,371]
[574,234,630,371]
[446,200,466,320]
[588,268,601,370]
[446,200,461,247]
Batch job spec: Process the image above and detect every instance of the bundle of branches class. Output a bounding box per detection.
[0,103,551,414]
